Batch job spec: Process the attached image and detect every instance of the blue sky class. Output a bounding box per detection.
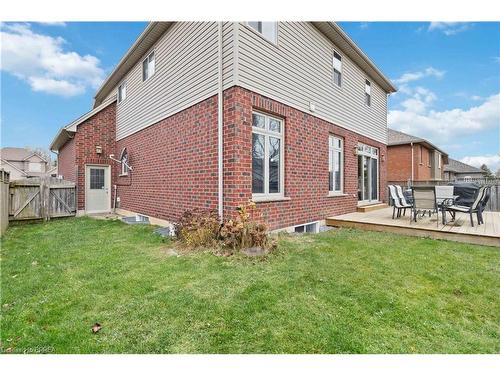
[1,22,499,170]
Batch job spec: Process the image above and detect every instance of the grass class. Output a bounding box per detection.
[1,217,499,353]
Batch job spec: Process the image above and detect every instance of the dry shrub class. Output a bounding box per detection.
[219,200,274,251]
[174,209,220,249]
[174,201,275,254]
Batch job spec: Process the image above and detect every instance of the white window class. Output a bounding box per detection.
[329,136,343,193]
[252,111,284,199]
[365,79,371,106]
[333,50,342,87]
[28,162,42,172]
[142,51,155,82]
[247,22,278,44]
[437,152,442,168]
[118,82,126,103]
[120,150,129,176]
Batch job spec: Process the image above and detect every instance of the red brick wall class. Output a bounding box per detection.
[223,86,387,230]
[61,87,388,230]
[387,144,436,182]
[73,103,117,210]
[115,97,218,220]
[387,144,412,181]
[57,137,76,182]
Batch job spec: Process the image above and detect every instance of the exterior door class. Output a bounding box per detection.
[357,143,379,203]
[86,165,110,213]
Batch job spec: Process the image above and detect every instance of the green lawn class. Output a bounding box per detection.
[1,217,498,353]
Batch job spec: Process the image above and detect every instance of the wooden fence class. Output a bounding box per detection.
[387,178,500,212]
[9,177,76,221]
[1,170,10,235]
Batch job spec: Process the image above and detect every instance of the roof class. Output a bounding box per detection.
[387,129,448,157]
[444,158,483,174]
[50,96,117,152]
[93,22,396,106]
[0,147,48,162]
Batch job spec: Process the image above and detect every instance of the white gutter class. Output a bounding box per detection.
[217,22,224,222]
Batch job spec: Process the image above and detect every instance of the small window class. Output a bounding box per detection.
[90,168,105,190]
[333,50,342,87]
[142,51,155,82]
[329,135,343,193]
[419,146,423,164]
[437,152,441,168]
[294,222,318,234]
[120,150,129,176]
[428,150,432,167]
[247,22,278,44]
[365,79,371,106]
[118,82,126,103]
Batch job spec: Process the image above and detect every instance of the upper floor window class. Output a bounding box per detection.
[437,152,442,169]
[247,22,278,44]
[142,51,155,82]
[428,149,432,167]
[333,50,342,87]
[118,82,126,103]
[252,111,284,198]
[365,80,371,106]
[329,136,344,194]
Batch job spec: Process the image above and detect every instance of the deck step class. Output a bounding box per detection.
[357,203,388,213]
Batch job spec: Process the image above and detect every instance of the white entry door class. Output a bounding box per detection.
[86,165,110,213]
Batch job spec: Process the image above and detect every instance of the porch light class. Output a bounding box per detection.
[95,145,102,154]
[353,146,358,156]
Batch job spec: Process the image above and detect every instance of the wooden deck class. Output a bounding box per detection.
[326,207,500,247]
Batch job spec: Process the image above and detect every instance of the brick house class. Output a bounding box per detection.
[387,129,448,183]
[50,22,396,232]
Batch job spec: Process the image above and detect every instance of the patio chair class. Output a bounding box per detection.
[395,185,412,216]
[444,186,487,227]
[478,186,491,225]
[411,187,438,226]
[388,185,410,219]
[435,185,455,224]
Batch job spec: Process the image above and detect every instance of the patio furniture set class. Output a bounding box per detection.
[388,184,491,227]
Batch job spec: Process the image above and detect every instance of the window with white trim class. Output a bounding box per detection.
[120,150,129,176]
[329,135,343,193]
[118,82,126,103]
[437,152,441,168]
[333,50,342,87]
[252,111,284,198]
[248,22,278,44]
[142,51,155,82]
[365,79,371,106]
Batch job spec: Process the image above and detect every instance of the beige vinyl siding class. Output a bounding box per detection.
[115,22,234,140]
[236,22,388,144]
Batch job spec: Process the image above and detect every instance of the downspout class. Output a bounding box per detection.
[217,22,224,222]
[410,142,414,186]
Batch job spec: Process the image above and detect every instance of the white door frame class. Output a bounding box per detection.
[85,164,111,214]
[357,143,379,204]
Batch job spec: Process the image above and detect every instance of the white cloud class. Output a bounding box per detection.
[0,23,104,97]
[389,93,500,141]
[461,155,500,172]
[428,22,472,36]
[359,22,369,30]
[393,67,445,85]
[37,22,67,27]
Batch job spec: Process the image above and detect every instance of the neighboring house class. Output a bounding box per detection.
[0,147,50,180]
[51,22,396,232]
[387,129,448,182]
[443,158,484,180]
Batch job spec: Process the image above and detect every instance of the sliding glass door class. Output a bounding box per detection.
[357,143,379,203]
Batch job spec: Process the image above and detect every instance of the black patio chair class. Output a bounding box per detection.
[444,186,487,227]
